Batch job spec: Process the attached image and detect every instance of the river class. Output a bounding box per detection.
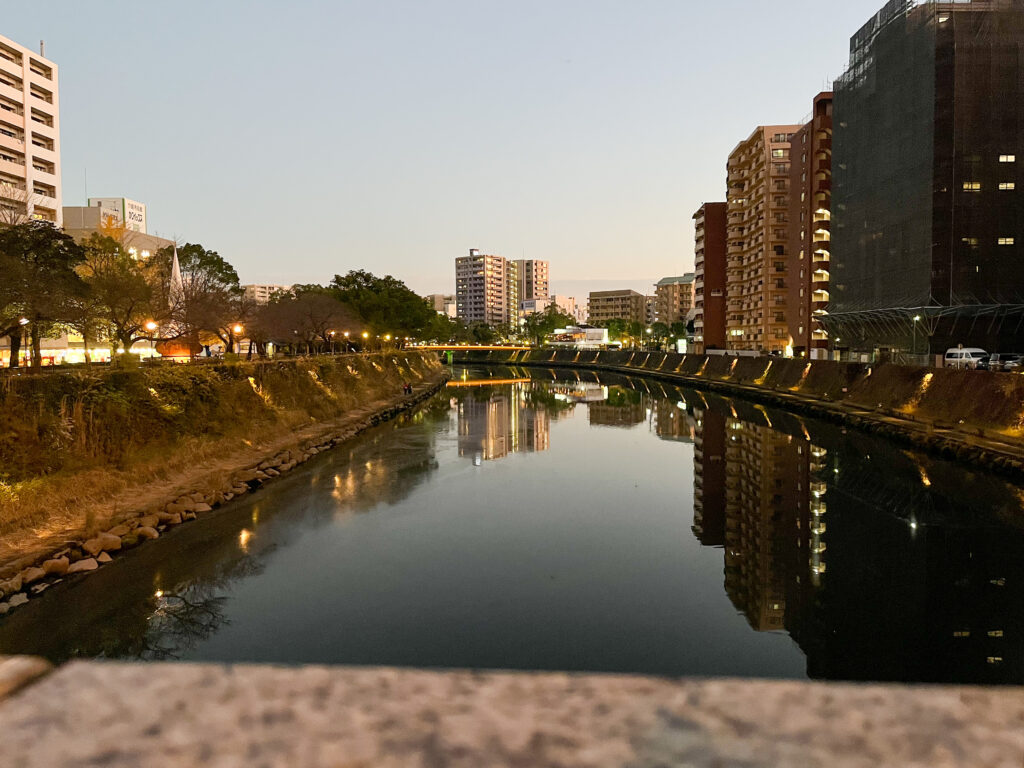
[1,365,1022,685]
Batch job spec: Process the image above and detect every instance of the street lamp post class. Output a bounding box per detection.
[145,321,158,361]
[912,315,922,358]
[330,330,337,354]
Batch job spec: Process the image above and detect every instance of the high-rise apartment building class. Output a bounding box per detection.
[0,35,60,225]
[455,249,519,326]
[787,93,834,359]
[654,274,695,327]
[829,0,1024,357]
[726,125,802,353]
[514,259,550,302]
[693,202,728,353]
[587,289,646,325]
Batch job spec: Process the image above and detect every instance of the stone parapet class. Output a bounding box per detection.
[0,661,1022,767]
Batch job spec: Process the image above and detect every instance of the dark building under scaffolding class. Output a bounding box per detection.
[829,0,1024,360]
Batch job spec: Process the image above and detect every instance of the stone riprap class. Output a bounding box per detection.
[0,662,1022,767]
[0,377,447,620]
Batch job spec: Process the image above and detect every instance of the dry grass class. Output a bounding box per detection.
[0,353,443,577]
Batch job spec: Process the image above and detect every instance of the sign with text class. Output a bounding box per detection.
[89,197,147,233]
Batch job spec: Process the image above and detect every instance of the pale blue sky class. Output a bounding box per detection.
[6,1,883,296]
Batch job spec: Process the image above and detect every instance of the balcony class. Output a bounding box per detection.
[0,55,22,82]
[0,130,23,153]
[815,178,831,194]
[0,81,23,106]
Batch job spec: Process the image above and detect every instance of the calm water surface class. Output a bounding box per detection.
[2,366,1023,684]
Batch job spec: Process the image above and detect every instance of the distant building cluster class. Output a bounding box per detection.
[694,0,1024,361]
[452,249,586,326]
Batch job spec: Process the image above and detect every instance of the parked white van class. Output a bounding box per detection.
[944,348,988,369]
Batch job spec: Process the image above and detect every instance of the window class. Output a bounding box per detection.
[1000,155,1016,163]
[999,237,1015,246]
[1000,182,1016,191]
[963,182,981,192]
[772,149,787,159]
[962,237,979,246]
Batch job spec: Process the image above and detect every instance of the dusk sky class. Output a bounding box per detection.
[6,1,885,297]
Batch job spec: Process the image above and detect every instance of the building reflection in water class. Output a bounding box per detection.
[691,390,1024,685]
[454,380,561,464]
[452,375,693,464]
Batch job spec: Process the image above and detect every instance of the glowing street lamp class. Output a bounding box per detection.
[18,317,29,326]
[233,324,244,335]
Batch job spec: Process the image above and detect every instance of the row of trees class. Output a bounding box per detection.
[597,318,691,349]
[1,217,616,368]
[0,220,254,367]
[2,219,583,368]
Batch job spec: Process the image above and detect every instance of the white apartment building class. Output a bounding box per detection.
[243,284,292,304]
[0,35,60,225]
[456,249,519,326]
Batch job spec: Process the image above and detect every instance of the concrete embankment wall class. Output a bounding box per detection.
[456,348,1024,456]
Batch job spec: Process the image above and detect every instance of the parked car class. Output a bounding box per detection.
[944,348,988,369]
[986,353,1024,372]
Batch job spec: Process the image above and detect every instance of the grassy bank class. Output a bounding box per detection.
[0,352,443,572]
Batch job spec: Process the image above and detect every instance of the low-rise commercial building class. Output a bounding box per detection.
[63,205,174,258]
[87,197,147,233]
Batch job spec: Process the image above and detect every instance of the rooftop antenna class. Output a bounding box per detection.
[39,40,45,57]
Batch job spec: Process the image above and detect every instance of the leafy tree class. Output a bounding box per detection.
[469,322,497,344]
[521,306,576,345]
[80,233,171,354]
[649,321,671,348]
[254,290,359,355]
[156,243,245,353]
[0,221,87,367]
[422,313,460,344]
[328,270,433,338]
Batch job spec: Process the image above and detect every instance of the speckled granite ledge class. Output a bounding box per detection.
[1,661,1023,767]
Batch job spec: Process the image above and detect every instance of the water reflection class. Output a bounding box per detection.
[688,387,1024,685]
[0,366,1022,685]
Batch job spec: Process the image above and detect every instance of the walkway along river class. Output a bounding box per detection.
[1,366,1022,685]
